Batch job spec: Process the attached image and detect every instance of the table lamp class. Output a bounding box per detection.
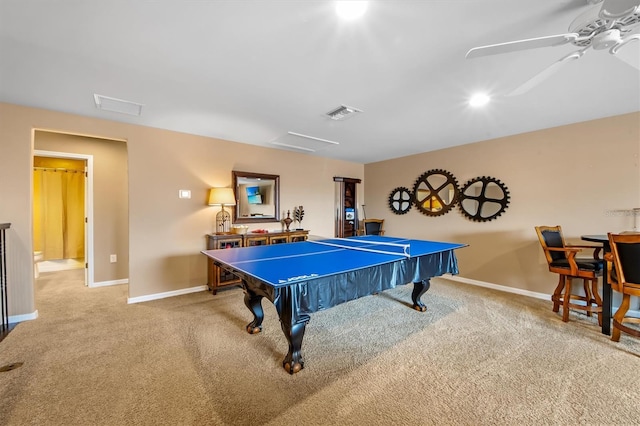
[208,187,236,233]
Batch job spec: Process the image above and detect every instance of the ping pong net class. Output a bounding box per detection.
[309,237,411,257]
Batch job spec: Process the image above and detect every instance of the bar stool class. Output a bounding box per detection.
[535,226,603,324]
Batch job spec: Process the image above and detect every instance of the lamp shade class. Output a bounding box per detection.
[208,187,236,206]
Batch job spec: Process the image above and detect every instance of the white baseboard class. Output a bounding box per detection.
[444,274,640,318]
[127,285,208,304]
[9,310,39,324]
[91,278,129,288]
[443,274,550,301]
[7,285,208,323]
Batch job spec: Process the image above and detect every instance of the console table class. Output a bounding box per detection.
[205,230,309,294]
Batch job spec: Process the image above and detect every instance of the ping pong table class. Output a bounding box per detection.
[202,235,466,374]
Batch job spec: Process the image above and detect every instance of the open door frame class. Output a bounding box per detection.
[34,149,94,287]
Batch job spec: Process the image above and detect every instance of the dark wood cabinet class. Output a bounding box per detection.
[334,177,361,238]
[205,230,309,294]
[206,234,243,292]
[244,235,269,246]
[268,235,289,244]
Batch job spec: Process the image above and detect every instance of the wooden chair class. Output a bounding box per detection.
[535,226,602,324]
[363,219,384,236]
[605,232,640,342]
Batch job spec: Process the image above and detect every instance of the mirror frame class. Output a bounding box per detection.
[388,186,413,215]
[232,170,280,224]
[459,176,510,222]
[412,169,459,217]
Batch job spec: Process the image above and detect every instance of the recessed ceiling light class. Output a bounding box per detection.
[335,1,368,20]
[469,93,490,107]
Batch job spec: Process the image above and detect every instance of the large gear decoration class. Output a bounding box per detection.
[412,169,459,217]
[459,176,510,222]
[388,187,412,215]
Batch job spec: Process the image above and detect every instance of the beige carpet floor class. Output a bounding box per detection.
[1,269,640,425]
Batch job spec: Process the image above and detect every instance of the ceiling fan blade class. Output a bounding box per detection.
[599,0,640,19]
[507,49,587,97]
[612,34,640,70]
[466,34,579,59]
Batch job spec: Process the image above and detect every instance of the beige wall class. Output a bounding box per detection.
[364,112,640,295]
[2,101,638,320]
[34,131,129,283]
[0,102,363,318]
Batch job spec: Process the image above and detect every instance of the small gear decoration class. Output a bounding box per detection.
[459,176,510,222]
[412,169,459,217]
[388,187,412,215]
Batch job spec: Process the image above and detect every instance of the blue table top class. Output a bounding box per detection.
[202,235,466,287]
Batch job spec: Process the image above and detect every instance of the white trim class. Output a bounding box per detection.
[9,310,39,324]
[443,274,550,300]
[443,274,640,317]
[127,285,208,304]
[91,279,129,288]
[625,308,640,318]
[34,149,94,288]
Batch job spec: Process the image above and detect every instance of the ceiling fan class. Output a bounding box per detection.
[466,0,640,96]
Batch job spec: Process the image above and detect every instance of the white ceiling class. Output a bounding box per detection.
[1,0,639,164]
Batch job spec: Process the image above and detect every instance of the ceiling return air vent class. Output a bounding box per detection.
[270,132,339,153]
[94,94,144,116]
[326,104,362,121]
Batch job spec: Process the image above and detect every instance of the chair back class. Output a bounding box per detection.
[608,233,640,287]
[363,219,384,236]
[535,225,566,263]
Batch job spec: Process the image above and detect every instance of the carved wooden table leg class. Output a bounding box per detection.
[280,320,308,374]
[276,286,310,374]
[243,287,264,334]
[411,279,431,312]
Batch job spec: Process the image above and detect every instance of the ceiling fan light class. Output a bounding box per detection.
[469,94,490,107]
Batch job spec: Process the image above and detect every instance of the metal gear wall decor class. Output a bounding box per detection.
[459,176,510,222]
[412,169,460,217]
[388,187,412,215]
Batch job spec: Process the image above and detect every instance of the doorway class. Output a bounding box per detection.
[33,150,94,286]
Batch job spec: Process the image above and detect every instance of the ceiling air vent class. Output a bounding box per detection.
[326,104,362,121]
[94,94,144,116]
[270,132,339,153]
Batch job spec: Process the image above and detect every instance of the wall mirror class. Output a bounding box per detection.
[232,171,280,224]
[388,187,413,215]
[459,176,510,222]
[413,169,459,217]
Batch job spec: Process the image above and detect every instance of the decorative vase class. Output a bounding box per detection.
[283,210,293,232]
